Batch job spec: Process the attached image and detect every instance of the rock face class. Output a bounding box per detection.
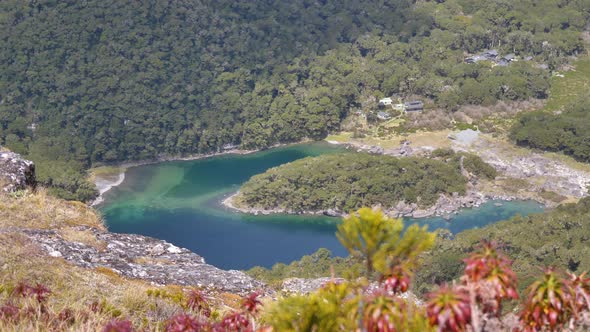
[23,226,266,295]
[0,151,36,192]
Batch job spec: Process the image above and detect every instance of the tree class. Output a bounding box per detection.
[336,207,435,278]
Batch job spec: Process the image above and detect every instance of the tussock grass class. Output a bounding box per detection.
[59,228,106,251]
[0,189,103,230]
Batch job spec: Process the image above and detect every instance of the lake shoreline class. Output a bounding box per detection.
[221,189,540,220]
[90,140,313,206]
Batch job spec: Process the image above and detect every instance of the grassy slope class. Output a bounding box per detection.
[543,57,590,113]
[0,190,241,330]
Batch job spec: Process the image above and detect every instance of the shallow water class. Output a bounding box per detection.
[100,143,544,270]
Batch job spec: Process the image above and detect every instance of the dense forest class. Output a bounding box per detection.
[1,0,588,199]
[511,96,590,162]
[233,152,495,213]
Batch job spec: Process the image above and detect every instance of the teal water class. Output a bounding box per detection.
[100,142,544,270]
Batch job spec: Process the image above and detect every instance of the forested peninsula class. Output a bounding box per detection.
[228,152,496,217]
[2,0,587,200]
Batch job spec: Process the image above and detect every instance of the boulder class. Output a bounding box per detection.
[0,151,36,192]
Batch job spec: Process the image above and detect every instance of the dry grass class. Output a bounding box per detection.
[0,231,175,330]
[326,129,453,150]
[59,228,106,251]
[0,189,104,231]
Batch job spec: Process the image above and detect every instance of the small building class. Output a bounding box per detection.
[393,103,405,111]
[404,100,424,112]
[465,50,498,63]
[377,111,392,120]
[378,97,393,106]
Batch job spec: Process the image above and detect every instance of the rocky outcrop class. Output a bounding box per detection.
[281,277,423,305]
[21,226,266,295]
[387,190,487,219]
[0,151,36,192]
[282,277,345,294]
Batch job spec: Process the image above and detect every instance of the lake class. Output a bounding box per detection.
[100,142,544,270]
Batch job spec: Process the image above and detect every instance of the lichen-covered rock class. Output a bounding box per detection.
[282,277,345,294]
[0,151,36,192]
[23,227,267,295]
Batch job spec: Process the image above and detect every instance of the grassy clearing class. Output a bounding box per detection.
[326,129,452,150]
[325,132,353,143]
[544,57,590,112]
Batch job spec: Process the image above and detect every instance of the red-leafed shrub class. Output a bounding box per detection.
[520,268,574,331]
[218,312,249,331]
[165,313,207,332]
[0,303,19,322]
[462,241,518,314]
[362,291,405,332]
[427,285,471,332]
[382,266,411,294]
[102,319,134,332]
[241,292,262,314]
[186,289,210,317]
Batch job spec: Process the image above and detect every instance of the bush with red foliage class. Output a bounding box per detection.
[520,268,575,331]
[0,303,19,322]
[12,281,51,303]
[186,289,211,317]
[217,312,250,331]
[241,291,262,314]
[102,318,134,332]
[165,313,207,332]
[426,285,472,331]
[568,272,590,314]
[362,290,404,332]
[462,241,519,315]
[381,266,411,294]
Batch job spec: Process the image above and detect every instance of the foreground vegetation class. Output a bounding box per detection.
[0,190,248,330]
[260,208,590,331]
[234,152,495,213]
[2,0,588,200]
[251,197,590,304]
[6,187,590,330]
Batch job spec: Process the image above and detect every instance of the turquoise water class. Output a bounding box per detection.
[100,142,544,270]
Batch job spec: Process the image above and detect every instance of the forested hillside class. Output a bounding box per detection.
[1,0,588,199]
